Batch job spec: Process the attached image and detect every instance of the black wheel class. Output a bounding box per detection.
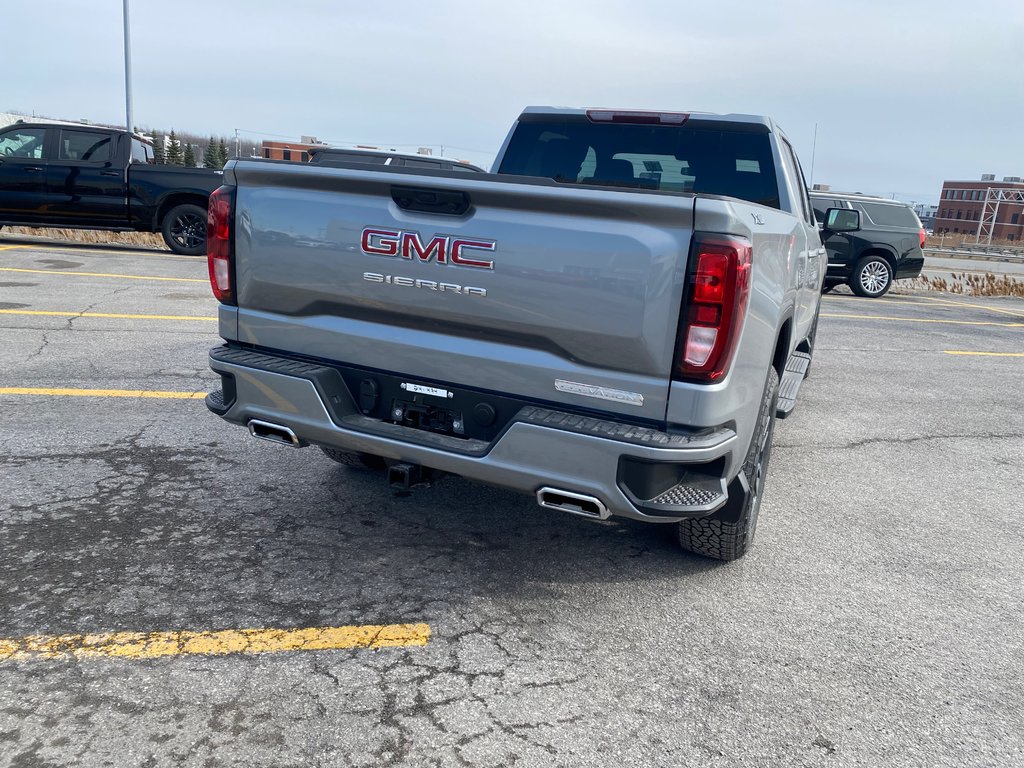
[677,366,779,561]
[319,446,386,471]
[849,255,893,297]
[161,203,207,255]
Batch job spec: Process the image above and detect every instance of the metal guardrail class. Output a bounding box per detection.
[925,245,1024,262]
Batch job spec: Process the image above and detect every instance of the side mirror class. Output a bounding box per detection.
[824,207,860,233]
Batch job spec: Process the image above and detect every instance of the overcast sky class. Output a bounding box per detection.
[5,0,1022,203]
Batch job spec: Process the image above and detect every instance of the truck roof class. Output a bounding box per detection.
[519,106,775,130]
[10,119,150,143]
[811,190,911,206]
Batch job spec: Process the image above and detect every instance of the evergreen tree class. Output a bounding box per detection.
[218,138,230,166]
[203,136,220,169]
[183,143,196,167]
[152,135,165,165]
[166,130,184,166]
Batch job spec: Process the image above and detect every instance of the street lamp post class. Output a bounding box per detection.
[123,0,134,133]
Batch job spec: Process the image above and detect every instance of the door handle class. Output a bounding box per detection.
[25,166,44,173]
[100,170,121,177]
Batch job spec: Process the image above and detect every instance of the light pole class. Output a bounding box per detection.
[122,0,134,133]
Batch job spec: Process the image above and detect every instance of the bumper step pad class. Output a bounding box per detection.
[776,351,811,419]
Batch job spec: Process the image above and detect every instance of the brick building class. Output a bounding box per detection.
[260,140,326,162]
[933,174,1024,241]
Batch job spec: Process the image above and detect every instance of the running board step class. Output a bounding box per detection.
[624,476,729,517]
[776,351,811,419]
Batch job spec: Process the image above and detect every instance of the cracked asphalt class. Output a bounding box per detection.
[1,235,1022,767]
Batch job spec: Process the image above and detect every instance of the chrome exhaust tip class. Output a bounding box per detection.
[536,487,610,520]
[248,419,300,448]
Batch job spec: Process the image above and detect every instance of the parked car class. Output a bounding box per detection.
[0,121,222,254]
[307,147,484,173]
[810,191,926,297]
[204,106,830,561]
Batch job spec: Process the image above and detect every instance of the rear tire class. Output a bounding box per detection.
[161,203,207,255]
[677,366,779,561]
[320,446,386,471]
[849,255,893,297]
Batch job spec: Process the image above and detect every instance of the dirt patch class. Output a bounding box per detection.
[2,226,166,249]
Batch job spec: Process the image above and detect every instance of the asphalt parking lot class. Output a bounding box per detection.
[1,236,1022,768]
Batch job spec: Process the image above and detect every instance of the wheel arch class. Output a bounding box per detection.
[154,193,209,229]
[771,313,794,378]
[856,246,898,274]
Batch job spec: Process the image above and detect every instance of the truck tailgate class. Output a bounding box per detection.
[228,162,695,421]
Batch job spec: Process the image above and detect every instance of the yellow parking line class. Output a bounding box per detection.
[0,267,205,283]
[943,351,1024,357]
[821,312,1023,328]
[914,295,1024,318]
[0,623,431,662]
[0,309,217,321]
[0,387,207,399]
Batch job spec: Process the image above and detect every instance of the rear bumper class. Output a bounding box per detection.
[895,255,924,279]
[207,345,740,523]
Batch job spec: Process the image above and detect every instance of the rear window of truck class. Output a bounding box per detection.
[497,116,780,209]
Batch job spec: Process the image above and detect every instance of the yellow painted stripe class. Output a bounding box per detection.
[822,312,1023,328]
[914,295,1024,318]
[0,309,216,321]
[0,623,431,662]
[943,351,1024,357]
[36,248,204,261]
[0,387,207,399]
[0,267,205,283]
[0,245,28,251]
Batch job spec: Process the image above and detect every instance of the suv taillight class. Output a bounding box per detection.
[673,233,753,383]
[207,185,235,304]
[919,228,927,248]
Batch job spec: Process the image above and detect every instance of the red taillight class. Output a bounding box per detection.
[674,234,753,382]
[207,185,235,304]
[919,228,927,248]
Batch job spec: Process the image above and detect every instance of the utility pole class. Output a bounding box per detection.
[122,0,134,133]
[808,123,818,186]
[235,128,240,158]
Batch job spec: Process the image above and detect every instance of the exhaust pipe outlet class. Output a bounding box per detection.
[536,487,610,520]
[248,419,300,447]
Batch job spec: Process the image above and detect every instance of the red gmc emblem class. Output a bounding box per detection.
[360,228,496,270]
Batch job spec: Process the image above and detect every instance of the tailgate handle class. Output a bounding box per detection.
[391,185,471,216]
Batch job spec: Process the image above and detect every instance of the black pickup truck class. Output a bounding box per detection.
[0,121,222,254]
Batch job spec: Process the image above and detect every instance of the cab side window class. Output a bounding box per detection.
[58,130,112,163]
[811,198,840,224]
[0,127,47,159]
[779,139,814,226]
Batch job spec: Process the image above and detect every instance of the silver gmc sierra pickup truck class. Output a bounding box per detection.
[205,107,853,560]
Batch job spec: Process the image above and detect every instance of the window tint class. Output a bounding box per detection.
[131,138,153,164]
[497,118,780,208]
[403,158,446,169]
[853,201,922,228]
[810,197,840,223]
[314,152,388,165]
[58,130,111,162]
[0,127,47,159]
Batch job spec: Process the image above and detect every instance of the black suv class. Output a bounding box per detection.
[810,192,926,297]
